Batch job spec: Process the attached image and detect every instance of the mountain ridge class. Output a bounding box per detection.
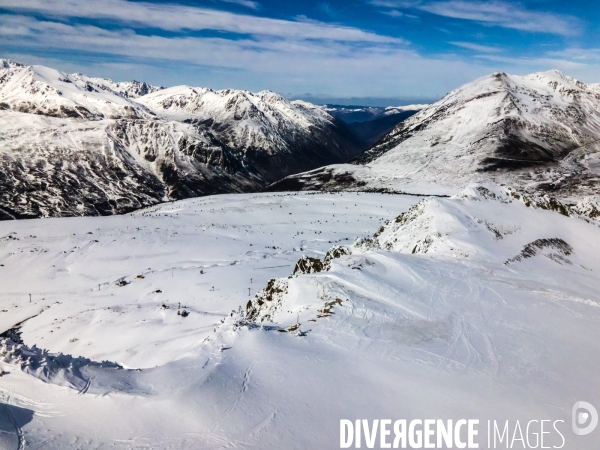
[0,59,365,219]
[267,69,600,201]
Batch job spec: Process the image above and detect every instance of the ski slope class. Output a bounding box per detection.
[0,192,414,369]
[1,188,600,448]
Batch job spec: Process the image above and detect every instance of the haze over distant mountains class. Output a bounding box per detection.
[270,70,600,202]
[324,105,425,146]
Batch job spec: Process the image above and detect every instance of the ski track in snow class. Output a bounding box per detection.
[9,409,24,450]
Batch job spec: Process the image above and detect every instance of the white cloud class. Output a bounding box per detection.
[0,15,399,70]
[547,48,600,62]
[1,0,404,44]
[420,1,581,36]
[380,9,405,17]
[370,0,580,36]
[220,0,261,10]
[0,1,597,97]
[474,53,600,80]
[0,14,494,96]
[369,0,422,7]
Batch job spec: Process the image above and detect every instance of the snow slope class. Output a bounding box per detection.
[0,192,415,369]
[1,187,600,448]
[269,70,600,200]
[0,60,364,219]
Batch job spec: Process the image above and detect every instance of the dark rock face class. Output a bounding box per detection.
[247,118,364,183]
[505,238,573,265]
[0,119,264,219]
[293,256,324,275]
[0,140,167,218]
[265,167,367,193]
[347,111,418,146]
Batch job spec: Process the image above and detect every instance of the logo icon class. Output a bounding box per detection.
[572,401,598,436]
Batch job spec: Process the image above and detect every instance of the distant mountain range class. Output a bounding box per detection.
[323,104,428,123]
[268,70,600,201]
[323,104,424,145]
[4,60,597,220]
[0,60,364,219]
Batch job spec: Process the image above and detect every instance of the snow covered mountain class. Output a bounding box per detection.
[0,60,158,120]
[138,89,363,182]
[70,74,164,99]
[0,60,364,219]
[268,70,600,200]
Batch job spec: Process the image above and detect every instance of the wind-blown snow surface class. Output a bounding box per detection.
[1,188,600,448]
[0,60,363,219]
[269,70,600,200]
[0,192,421,448]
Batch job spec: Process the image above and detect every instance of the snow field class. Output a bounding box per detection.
[1,187,600,448]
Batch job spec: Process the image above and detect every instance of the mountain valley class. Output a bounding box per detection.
[0,60,364,219]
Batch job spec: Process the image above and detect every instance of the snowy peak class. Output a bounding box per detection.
[0,61,153,119]
[268,69,600,199]
[70,73,164,99]
[139,85,332,129]
[524,69,587,92]
[347,69,600,198]
[136,83,348,165]
[0,58,25,69]
[411,69,599,127]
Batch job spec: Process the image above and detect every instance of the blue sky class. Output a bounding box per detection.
[1,0,599,105]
